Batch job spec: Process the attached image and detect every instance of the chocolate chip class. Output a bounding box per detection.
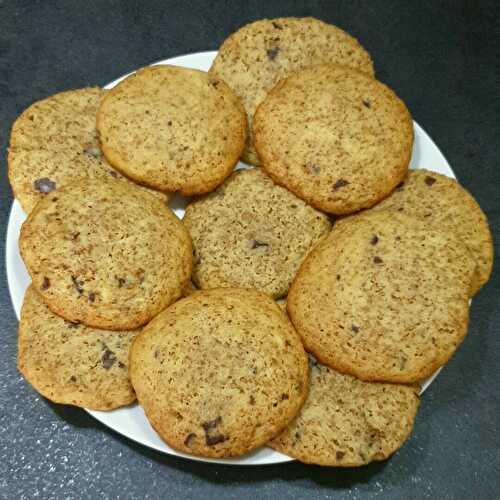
[154,350,159,359]
[362,100,371,108]
[272,21,282,29]
[250,240,269,249]
[34,177,56,194]
[88,292,96,303]
[351,325,359,333]
[116,277,126,288]
[41,277,50,291]
[167,121,172,126]
[333,179,349,190]
[101,348,116,370]
[70,376,77,382]
[71,275,84,294]
[83,146,101,158]
[373,256,383,264]
[267,47,279,60]
[206,434,226,446]
[184,433,196,446]
[396,235,401,241]
[370,235,379,246]
[396,181,405,191]
[108,170,119,178]
[202,416,222,432]
[336,451,346,460]
[285,340,291,347]
[118,361,125,369]
[309,163,321,175]
[72,232,80,241]
[281,393,289,401]
[336,275,341,281]
[67,321,80,329]
[294,432,301,440]
[425,175,436,186]
[249,395,256,405]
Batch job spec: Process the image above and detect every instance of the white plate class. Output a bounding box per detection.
[6,51,453,465]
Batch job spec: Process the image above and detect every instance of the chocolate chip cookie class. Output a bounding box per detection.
[253,64,413,214]
[269,356,420,466]
[183,168,331,298]
[19,178,192,330]
[18,286,138,410]
[97,65,247,195]
[209,17,374,165]
[288,211,475,383]
[129,288,309,458]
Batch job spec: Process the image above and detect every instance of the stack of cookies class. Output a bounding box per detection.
[11,17,493,467]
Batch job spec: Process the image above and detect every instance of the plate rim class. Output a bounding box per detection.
[5,49,456,466]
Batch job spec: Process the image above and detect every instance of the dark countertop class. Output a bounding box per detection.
[1,1,499,498]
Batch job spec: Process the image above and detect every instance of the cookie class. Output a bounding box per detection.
[269,357,420,466]
[183,168,331,298]
[18,286,138,411]
[129,288,309,458]
[370,169,493,295]
[8,87,167,215]
[287,211,475,383]
[209,17,374,165]
[19,178,192,330]
[253,64,414,215]
[97,65,247,195]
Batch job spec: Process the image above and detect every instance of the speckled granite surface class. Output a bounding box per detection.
[1,1,499,499]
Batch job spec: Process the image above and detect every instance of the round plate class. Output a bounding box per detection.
[6,51,453,465]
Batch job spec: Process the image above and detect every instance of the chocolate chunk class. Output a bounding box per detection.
[370,235,379,246]
[395,181,405,191]
[272,21,282,29]
[67,321,80,329]
[41,277,50,291]
[88,292,96,303]
[285,340,291,347]
[362,100,371,108]
[108,170,119,178]
[101,348,117,370]
[373,256,383,264]
[71,275,84,294]
[184,433,196,446]
[72,232,80,241]
[206,434,226,446]
[34,177,56,194]
[425,175,436,186]
[118,361,126,369]
[249,395,256,405]
[154,350,160,359]
[69,376,77,382]
[202,416,222,432]
[333,179,349,190]
[336,451,346,460]
[281,393,289,401]
[351,325,359,333]
[250,239,269,249]
[267,47,279,60]
[116,277,126,288]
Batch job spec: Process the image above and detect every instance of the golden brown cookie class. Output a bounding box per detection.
[288,211,475,383]
[18,286,138,411]
[8,87,167,215]
[371,169,493,295]
[253,64,413,214]
[183,168,331,298]
[97,65,247,195]
[19,178,192,330]
[209,17,374,164]
[270,357,420,466]
[129,288,309,458]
